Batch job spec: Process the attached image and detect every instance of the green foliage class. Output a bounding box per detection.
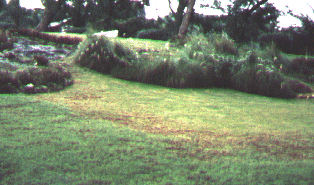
[74,35,137,74]
[0,63,72,94]
[258,33,292,54]
[14,64,72,93]
[232,62,296,98]
[0,70,19,93]
[210,33,239,56]
[181,34,215,59]
[6,0,28,28]
[74,32,314,98]
[0,29,15,51]
[225,0,280,43]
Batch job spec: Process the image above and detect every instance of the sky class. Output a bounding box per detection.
[6,0,314,28]
[145,0,314,28]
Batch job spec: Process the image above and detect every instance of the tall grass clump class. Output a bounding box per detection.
[74,32,313,98]
[209,33,239,57]
[182,34,215,59]
[73,35,137,74]
[231,52,313,98]
[112,34,218,88]
[170,34,220,88]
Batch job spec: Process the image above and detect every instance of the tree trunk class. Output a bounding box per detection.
[73,0,85,27]
[177,0,196,38]
[175,0,188,33]
[35,8,54,31]
[108,0,114,29]
[35,0,66,32]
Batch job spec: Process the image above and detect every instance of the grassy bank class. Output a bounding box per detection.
[1,34,314,184]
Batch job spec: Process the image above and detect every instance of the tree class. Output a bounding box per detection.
[224,0,280,43]
[72,0,86,28]
[177,0,196,38]
[287,4,314,55]
[168,0,188,33]
[107,0,114,29]
[6,0,28,28]
[36,0,66,31]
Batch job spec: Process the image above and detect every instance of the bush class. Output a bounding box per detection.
[212,33,239,56]
[258,33,292,54]
[288,57,314,75]
[74,35,136,74]
[34,55,49,66]
[181,34,215,59]
[64,26,87,34]
[135,29,173,41]
[232,63,296,98]
[0,70,19,93]
[0,29,16,51]
[280,27,314,55]
[231,53,314,98]
[13,64,73,94]
[291,32,313,55]
[142,58,176,86]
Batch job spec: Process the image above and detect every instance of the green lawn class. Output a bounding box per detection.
[1,35,314,184]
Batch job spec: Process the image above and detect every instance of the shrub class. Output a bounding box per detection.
[181,34,214,60]
[231,63,297,98]
[135,29,173,41]
[64,27,87,34]
[15,69,35,86]
[74,35,136,74]
[14,64,72,93]
[258,33,292,54]
[140,58,175,86]
[34,55,49,66]
[288,57,314,75]
[211,33,239,56]
[214,59,235,88]
[113,17,147,38]
[282,57,314,83]
[180,62,214,88]
[0,29,15,51]
[0,70,19,93]
[291,32,313,55]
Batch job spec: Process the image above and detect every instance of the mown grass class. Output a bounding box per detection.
[1,34,314,184]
